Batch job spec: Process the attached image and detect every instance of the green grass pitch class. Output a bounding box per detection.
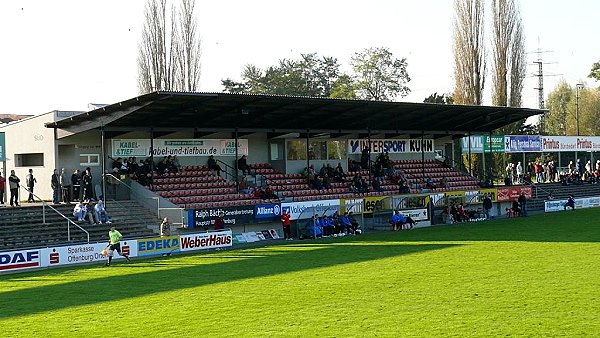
[1,208,599,337]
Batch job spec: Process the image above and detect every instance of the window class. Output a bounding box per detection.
[15,153,44,167]
[308,141,327,160]
[287,140,307,160]
[327,140,347,160]
[80,154,100,166]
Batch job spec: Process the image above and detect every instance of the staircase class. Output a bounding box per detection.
[0,200,159,251]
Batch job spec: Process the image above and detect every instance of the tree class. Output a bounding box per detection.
[221,53,348,97]
[545,82,600,136]
[137,0,202,93]
[423,92,454,104]
[350,47,411,101]
[491,0,525,108]
[589,60,600,82]
[452,0,486,105]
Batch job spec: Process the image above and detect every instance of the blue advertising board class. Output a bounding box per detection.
[0,132,5,161]
[504,135,542,153]
[254,203,281,220]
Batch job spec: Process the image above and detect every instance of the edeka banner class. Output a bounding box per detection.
[180,230,233,252]
[137,236,180,256]
[0,249,41,272]
[542,136,600,152]
[504,135,541,153]
[348,138,434,154]
[281,199,341,220]
[111,139,249,157]
[188,205,255,229]
[496,186,532,202]
[254,203,281,220]
[545,196,600,212]
[41,241,137,266]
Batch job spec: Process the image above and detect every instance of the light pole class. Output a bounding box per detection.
[575,83,584,136]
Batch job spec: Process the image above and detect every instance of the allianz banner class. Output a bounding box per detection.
[348,138,434,154]
[188,205,255,229]
[254,203,281,220]
[111,139,249,157]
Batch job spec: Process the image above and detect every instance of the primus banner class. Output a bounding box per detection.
[112,139,248,157]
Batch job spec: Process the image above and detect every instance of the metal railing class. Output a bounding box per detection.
[19,184,90,243]
[103,173,186,228]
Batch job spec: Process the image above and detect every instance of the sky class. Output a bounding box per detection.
[0,0,598,115]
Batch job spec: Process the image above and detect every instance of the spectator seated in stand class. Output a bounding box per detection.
[207,155,222,176]
[322,175,332,190]
[372,178,384,192]
[398,178,410,194]
[439,176,449,189]
[358,177,369,193]
[523,172,532,184]
[347,158,361,172]
[253,187,264,199]
[425,177,436,190]
[94,200,112,224]
[237,155,253,176]
[83,200,100,225]
[73,202,86,222]
[333,163,345,183]
[263,186,278,199]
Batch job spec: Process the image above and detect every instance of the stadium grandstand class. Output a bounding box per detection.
[1,91,568,252]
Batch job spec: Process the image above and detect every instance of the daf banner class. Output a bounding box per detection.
[112,139,249,157]
[0,249,41,272]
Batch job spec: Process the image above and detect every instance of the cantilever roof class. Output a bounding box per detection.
[46,91,544,139]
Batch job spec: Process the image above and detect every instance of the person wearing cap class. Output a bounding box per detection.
[105,225,130,266]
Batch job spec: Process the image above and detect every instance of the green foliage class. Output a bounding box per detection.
[423,92,454,104]
[351,47,411,101]
[222,48,412,101]
[3,209,600,336]
[544,81,600,136]
[589,60,600,81]
[221,53,345,97]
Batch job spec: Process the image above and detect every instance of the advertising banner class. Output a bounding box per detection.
[254,203,282,220]
[504,135,542,153]
[188,205,255,229]
[0,132,5,161]
[545,196,600,212]
[461,135,505,154]
[341,198,364,214]
[496,186,532,202]
[180,230,233,252]
[464,188,497,204]
[137,236,180,256]
[0,249,41,272]
[111,139,248,157]
[41,241,137,266]
[363,196,391,214]
[542,136,600,152]
[348,138,434,154]
[281,199,341,220]
[402,208,430,221]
